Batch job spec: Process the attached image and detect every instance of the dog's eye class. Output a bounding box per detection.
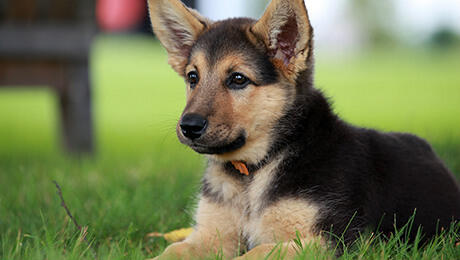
[187,71,199,89]
[227,72,250,90]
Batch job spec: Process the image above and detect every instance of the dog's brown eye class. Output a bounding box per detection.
[187,71,199,89]
[227,72,250,90]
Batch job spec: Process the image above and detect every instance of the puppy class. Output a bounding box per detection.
[148,0,460,258]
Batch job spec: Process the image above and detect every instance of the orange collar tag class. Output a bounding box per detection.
[231,161,250,176]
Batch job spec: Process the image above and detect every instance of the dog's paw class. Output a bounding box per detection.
[233,244,280,260]
[153,241,198,260]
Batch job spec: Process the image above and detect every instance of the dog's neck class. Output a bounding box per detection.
[273,86,341,154]
[223,85,340,178]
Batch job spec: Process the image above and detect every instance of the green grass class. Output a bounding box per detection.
[0,35,459,259]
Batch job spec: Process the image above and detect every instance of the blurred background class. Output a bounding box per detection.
[0,0,459,257]
[1,0,459,158]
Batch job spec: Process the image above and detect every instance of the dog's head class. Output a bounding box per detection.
[148,0,314,164]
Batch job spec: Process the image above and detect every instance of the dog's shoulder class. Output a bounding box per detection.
[357,128,434,155]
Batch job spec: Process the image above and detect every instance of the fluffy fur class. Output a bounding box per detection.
[148,0,460,258]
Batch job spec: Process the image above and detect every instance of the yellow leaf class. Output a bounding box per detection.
[163,228,194,242]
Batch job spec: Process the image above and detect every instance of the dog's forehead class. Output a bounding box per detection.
[189,18,278,84]
[192,18,259,66]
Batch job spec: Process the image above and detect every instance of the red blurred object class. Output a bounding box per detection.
[96,0,146,32]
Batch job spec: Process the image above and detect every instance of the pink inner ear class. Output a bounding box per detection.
[275,15,298,66]
[163,17,194,57]
[171,27,193,57]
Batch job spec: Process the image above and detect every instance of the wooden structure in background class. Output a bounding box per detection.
[0,0,95,154]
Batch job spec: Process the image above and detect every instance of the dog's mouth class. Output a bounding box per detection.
[188,134,246,155]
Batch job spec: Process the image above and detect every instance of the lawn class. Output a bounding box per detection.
[0,35,459,259]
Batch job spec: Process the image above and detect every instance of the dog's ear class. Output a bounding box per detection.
[148,0,209,74]
[251,0,313,79]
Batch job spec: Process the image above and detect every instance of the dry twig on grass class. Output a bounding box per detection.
[53,180,97,259]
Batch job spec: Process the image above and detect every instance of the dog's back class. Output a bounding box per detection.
[357,129,460,239]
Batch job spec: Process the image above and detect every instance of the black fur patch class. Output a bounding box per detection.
[192,16,460,250]
[262,88,460,246]
[190,18,279,86]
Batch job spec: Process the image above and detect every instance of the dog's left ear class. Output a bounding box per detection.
[251,0,313,79]
[148,0,209,75]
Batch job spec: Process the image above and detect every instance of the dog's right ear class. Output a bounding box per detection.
[148,0,209,75]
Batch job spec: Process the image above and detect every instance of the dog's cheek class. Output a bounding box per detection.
[237,85,288,140]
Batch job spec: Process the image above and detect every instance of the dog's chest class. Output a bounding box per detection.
[204,156,320,248]
[242,158,282,248]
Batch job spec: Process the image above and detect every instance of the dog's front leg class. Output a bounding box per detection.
[152,241,200,260]
[234,237,326,260]
[232,242,301,260]
[232,242,300,260]
[154,197,242,259]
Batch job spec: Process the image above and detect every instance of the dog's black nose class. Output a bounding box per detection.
[180,114,208,140]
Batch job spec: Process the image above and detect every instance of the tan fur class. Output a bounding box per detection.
[181,51,294,164]
[152,241,198,260]
[154,197,242,259]
[237,197,322,259]
[154,153,322,259]
[246,155,284,211]
[243,156,321,248]
[149,0,323,259]
[233,242,300,260]
[148,0,209,74]
[214,80,292,164]
[184,51,209,101]
[185,197,243,258]
[204,161,246,202]
[200,155,322,258]
[243,155,286,247]
[252,199,320,244]
[250,0,312,80]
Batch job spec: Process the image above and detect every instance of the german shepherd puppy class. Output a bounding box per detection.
[148,0,460,258]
